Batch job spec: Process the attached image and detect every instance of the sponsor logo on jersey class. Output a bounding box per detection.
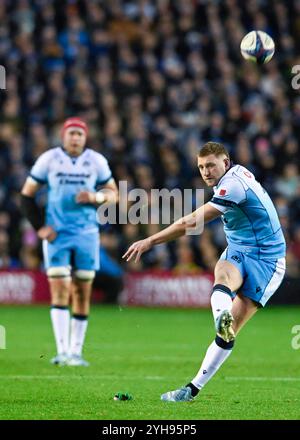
[219,189,226,196]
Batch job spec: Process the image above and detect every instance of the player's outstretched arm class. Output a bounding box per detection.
[122,203,221,263]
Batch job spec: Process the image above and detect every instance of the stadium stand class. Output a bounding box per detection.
[0,0,300,297]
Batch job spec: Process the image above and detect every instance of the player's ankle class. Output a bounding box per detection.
[185,382,200,397]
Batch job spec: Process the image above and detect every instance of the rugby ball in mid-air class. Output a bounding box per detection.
[240,30,275,64]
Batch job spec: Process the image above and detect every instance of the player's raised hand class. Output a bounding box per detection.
[122,238,152,263]
[37,225,57,242]
[76,191,96,204]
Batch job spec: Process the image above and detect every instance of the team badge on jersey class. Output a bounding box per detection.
[219,189,227,196]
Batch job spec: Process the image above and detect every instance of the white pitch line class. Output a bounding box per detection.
[98,355,199,362]
[0,375,299,382]
[0,375,166,381]
[225,377,300,382]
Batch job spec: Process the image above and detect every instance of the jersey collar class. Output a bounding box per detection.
[214,161,235,190]
[60,146,87,162]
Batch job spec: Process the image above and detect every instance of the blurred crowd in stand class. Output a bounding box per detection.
[1,0,300,300]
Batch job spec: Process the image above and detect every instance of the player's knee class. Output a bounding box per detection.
[215,272,231,286]
[47,266,71,279]
[74,270,95,281]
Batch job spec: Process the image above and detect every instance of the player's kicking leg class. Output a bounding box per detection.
[161,292,258,402]
[66,270,95,366]
[161,260,255,402]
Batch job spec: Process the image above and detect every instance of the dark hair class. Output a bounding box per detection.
[198,142,230,159]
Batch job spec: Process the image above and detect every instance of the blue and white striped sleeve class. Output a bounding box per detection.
[208,177,246,213]
[30,151,51,184]
[95,154,113,186]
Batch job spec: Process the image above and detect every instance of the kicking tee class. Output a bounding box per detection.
[208,165,286,260]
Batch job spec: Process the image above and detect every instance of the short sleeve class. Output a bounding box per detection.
[208,177,246,212]
[30,151,51,184]
[95,154,112,186]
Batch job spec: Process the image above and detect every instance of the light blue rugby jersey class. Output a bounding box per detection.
[30,146,112,233]
[208,165,286,260]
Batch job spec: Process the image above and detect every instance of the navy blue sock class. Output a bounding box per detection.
[215,334,235,350]
[185,382,200,397]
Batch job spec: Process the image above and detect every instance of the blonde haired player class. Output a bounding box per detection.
[123,142,286,401]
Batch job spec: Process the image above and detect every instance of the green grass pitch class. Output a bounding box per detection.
[0,304,299,420]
